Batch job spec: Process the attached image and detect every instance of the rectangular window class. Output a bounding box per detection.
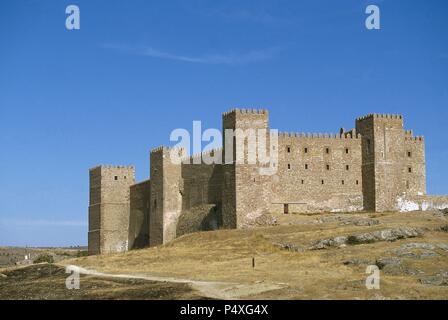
[114,176,118,180]
[287,146,291,153]
[304,147,308,153]
[288,164,291,170]
[346,165,349,170]
[301,179,304,184]
[342,180,345,185]
[326,164,330,170]
[407,151,411,157]
[356,180,359,185]
[408,167,412,173]
[321,180,324,185]
[305,164,308,170]
[345,148,349,154]
[325,147,329,154]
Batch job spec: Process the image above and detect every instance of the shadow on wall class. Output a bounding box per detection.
[176,204,222,237]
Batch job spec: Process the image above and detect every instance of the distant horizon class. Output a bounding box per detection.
[1,0,447,246]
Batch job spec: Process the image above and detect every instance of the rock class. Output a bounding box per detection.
[400,243,435,250]
[391,243,440,259]
[315,215,379,226]
[342,258,371,266]
[309,236,348,250]
[420,250,439,258]
[277,242,304,252]
[309,227,424,250]
[376,257,401,269]
[420,272,448,286]
[352,219,380,226]
[0,273,7,278]
[241,211,278,229]
[376,257,404,275]
[437,243,448,251]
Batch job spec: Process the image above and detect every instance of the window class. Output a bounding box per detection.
[114,176,118,180]
[301,180,304,184]
[325,147,330,154]
[346,165,349,171]
[356,180,359,185]
[326,164,330,170]
[407,151,412,157]
[408,167,412,173]
[124,176,127,180]
[345,148,349,154]
[304,147,308,153]
[305,164,308,170]
[288,164,291,170]
[287,146,291,153]
[321,180,324,185]
[342,180,345,185]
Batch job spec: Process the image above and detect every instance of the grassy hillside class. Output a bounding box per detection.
[59,211,448,299]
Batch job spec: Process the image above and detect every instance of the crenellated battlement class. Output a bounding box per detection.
[222,108,268,117]
[150,145,186,154]
[356,113,403,121]
[405,136,424,142]
[89,165,135,171]
[274,130,361,140]
[186,147,223,163]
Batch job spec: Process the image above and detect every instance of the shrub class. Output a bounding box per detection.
[347,236,375,245]
[33,254,54,264]
[440,225,448,232]
[77,250,88,257]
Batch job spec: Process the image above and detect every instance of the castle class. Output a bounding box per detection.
[88,109,448,255]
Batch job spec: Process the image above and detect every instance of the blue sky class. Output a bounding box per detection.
[1,0,447,247]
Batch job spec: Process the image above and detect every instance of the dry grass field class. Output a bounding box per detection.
[53,210,448,300]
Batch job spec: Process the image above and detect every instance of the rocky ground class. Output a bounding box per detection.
[0,247,86,267]
[2,210,448,299]
[0,264,206,299]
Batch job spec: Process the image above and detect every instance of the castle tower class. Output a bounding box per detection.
[88,165,135,255]
[356,114,425,211]
[221,108,272,228]
[149,146,183,246]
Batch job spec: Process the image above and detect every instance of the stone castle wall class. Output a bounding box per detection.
[88,165,135,254]
[271,131,363,213]
[129,179,150,249]
[89,109,440,255]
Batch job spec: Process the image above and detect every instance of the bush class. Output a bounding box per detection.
[347,236,376,245]
[346,236,362,245]
[77,250,88,257]
[440,225,448,232]
[33,254,54,264]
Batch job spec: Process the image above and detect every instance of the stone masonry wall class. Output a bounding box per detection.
[88,165,135,254]
[129,179,150,249]
[271,131,363,213]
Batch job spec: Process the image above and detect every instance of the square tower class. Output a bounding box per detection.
[221,108,272,228]
[356,114,425,212]
[88,165,135,255]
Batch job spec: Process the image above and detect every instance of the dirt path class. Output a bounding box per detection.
[60,264,285,299]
